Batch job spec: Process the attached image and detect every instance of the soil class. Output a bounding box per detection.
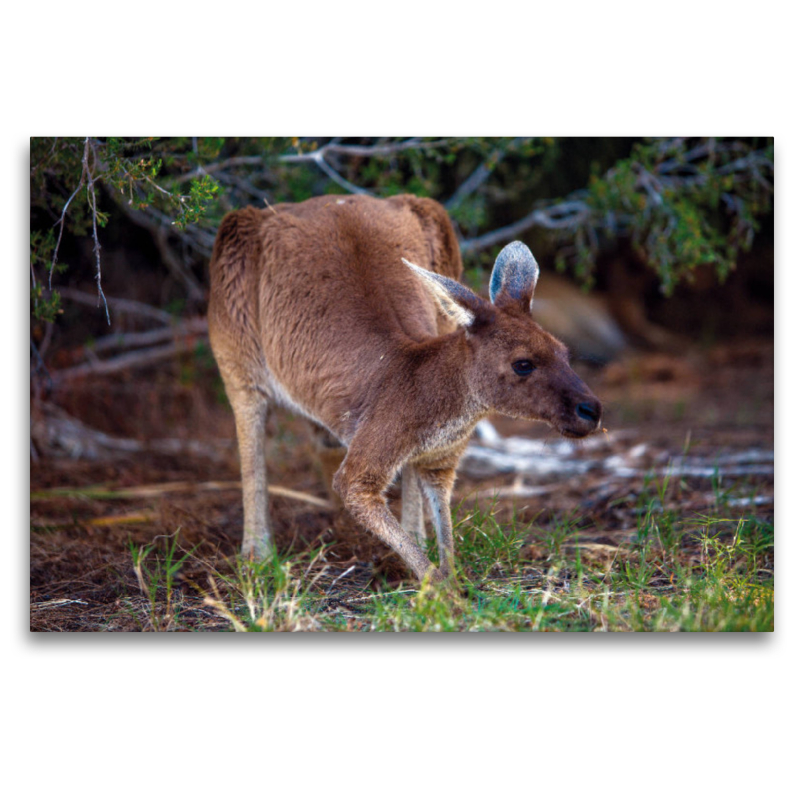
[29,338,774,631]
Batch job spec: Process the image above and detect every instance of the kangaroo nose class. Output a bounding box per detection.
[576,400,601,425]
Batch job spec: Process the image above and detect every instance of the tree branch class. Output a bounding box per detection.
[277,138,455,196]
[172,155,267,184]
[286,138,453,159]
[84,319,208,356]
[58,288,175,325]
[52,339,202,383]
[445,138,525,210]
[459,142,772,257]
[460,200,590,254]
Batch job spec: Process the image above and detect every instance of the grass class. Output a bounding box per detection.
[125,479,774,632]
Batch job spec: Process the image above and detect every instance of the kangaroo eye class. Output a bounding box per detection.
[512,359,535,376]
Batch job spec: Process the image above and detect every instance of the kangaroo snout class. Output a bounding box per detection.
[576,399,602,426]
[562,395,602,437]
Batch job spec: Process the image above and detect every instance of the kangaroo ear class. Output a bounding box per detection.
[489,241,540,311]
[402,258,481,328]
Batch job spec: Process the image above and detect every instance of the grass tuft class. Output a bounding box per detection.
[125,489,773,632]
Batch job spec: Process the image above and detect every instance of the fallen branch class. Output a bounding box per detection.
[31,402,229,460]
[32,481,332,509]
[462,420,773,487]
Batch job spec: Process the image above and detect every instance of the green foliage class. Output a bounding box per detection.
[29,136,773,327]
[175,174,220,229]
[583,138,773,293]
[30,230,65,321]
[30,137,222,306]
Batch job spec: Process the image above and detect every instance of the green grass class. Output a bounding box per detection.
[126,490,774,633]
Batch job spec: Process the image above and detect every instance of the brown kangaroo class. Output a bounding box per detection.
[208,194,601,584]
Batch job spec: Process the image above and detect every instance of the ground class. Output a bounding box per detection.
[29,338,774,632]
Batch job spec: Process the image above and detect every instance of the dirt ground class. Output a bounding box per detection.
[29,338,774,631]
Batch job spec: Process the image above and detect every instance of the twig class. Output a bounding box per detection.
[49,138,89,289]
[312,151,372,195]
[83,139,111,325]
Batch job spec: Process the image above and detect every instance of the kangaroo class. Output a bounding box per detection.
[208,194,601,584]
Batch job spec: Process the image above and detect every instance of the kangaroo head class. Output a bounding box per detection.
[404,242,602,438]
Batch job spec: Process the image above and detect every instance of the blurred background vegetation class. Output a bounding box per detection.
[30,136,773,380]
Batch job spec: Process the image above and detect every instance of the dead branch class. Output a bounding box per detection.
[460,200,591,254]
[58,287,175,325]
[86,318,208,356]
[461,423,773,487]
[31,402,230,461]
[52,339,203,382]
